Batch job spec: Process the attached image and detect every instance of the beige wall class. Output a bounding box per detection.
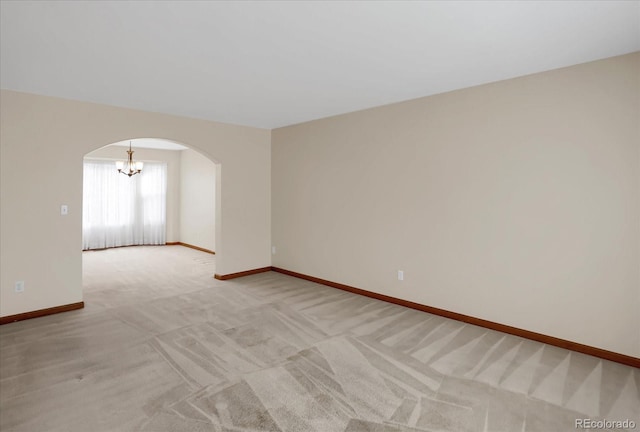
[272,53,640,357]
[85,145,182,243]
[0,90,271,317]
[180,148,216,251]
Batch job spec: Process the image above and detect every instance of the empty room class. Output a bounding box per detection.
[0,1,638,431]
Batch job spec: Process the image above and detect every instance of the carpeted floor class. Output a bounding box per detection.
[0,246,638,431]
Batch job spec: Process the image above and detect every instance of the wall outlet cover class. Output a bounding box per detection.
[15,281,25,293]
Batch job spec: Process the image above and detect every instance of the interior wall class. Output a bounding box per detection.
[271,53,640,357]
[180,148,216,251]
[85,145,182,243]
[0,90,271,318]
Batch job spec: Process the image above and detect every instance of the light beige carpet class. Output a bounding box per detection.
[0,246,637,431]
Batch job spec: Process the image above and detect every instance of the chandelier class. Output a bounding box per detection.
[115,141,143,177]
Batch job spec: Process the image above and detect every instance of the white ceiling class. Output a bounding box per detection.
[1,1,638,129]
[111,138,188,151]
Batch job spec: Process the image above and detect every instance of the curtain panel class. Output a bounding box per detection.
[83,159,167,250]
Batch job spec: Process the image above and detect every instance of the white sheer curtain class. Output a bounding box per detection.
[83,160,167,250]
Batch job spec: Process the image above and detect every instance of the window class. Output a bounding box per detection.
[82,160,167,250]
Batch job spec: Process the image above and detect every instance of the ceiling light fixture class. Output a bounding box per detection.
[115,141,143,177]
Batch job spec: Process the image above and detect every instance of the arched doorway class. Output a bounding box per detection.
[81,138,220,307]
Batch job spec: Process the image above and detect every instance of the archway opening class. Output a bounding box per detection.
[81,138,220,308]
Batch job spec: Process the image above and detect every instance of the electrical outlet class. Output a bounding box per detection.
[15,281,25,293]
[60,205,68,215]
[272,246,276,255]
[397,270,404,281]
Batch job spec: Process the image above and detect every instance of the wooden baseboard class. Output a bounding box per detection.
[0,302,85,325]
[84,244,166,252]
[166,242,215,255]
[214,267,271,280]
[271,267,640,368]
